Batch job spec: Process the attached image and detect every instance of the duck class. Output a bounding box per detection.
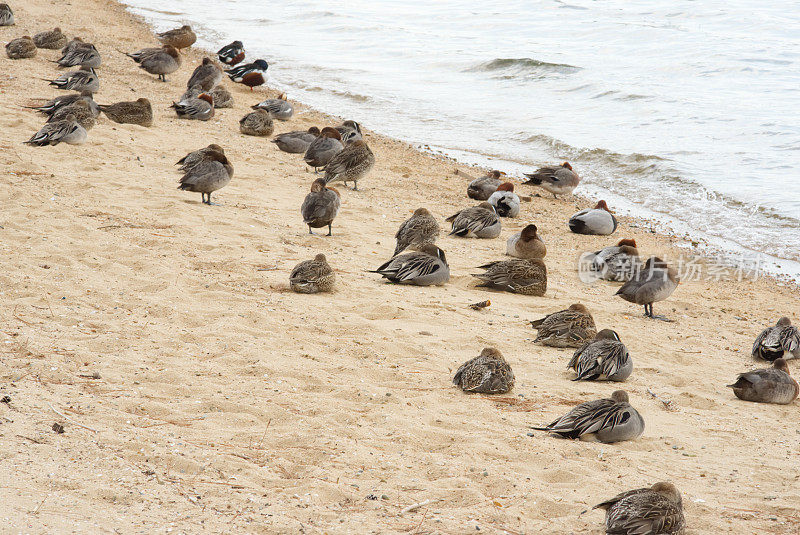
[47,99,96,131]
[569,200,618,235]
[56,43,101,68]
[523,162,580,198]
[472,258,547,295]
[487,182,520,217]
[97,98,153,127]
[47,66,99,93]
[453,348,514,394]
[394,208,439,256]
[176,144,225,172]
[568,329,632,382]
[289,254,336,294]
[446,202,501,238]
[616,257,679,320]
[323,140,375,190]
[336,120,362,143]
[251,93,293,120]
[0,3,13,26]
[27,91,96,117]
[226,59,268,90]
[33,27,68,50]
[6,36,36,59]
[178,149,233,205]
[217,40,245,66]
[157,25,196,51]
[171,93,214,121]
[580,238,640,282]
[125,46,163,64]
[370,244,450,286]
[239,109,274,137]
[506,224,546,259]
[24,114,87,146]
[301,178,341,236]
[728,358,798,404]
[594,482,685,535]
[187,57,223,91]
[303,127,343,171]
[139,45,181,82]
[531,390,644,443]
[61,37,86,55]
[272,127,321,154]
[209,85,233,108]
[752,317,800,361]
[530,304,597,348]
[467,170,504,200]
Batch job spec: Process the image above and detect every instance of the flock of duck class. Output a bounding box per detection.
[4,5,799,533]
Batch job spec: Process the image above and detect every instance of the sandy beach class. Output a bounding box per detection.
[1,0,799,533]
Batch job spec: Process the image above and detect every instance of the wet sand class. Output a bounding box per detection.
[1,1,799,533]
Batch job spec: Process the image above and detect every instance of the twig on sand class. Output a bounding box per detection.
[401,499,438,515]
[48,402,98,433]
[646,388,676,411]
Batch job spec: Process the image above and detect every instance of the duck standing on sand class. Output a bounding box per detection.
[532,390,644,443]
[273,127,320,154]
[453,348,514,394]
[580,238,640,282]
[530,304,596,348]
[594,482,685,535]
[394,208,439,256]
[569,200,618,235]
[33,27,68,49]
[157,25,196,51]
[301,178,341,236]
[56,43,101,68]
[97,98,153,127]
[472,258,547,295]
[48,66,99,93]
[139,45,181,82]
[6,36,36,59]
[568,329,632,382]
[507,224,546,259]
[177,144,224,172]
[324,140,375,190]
[371,244,450,286]
[217,40,245,66]
[24,114,87,146]
[467,170,504,200]
[252,94,294,120]
[290,254,336,294]
[171,93,214,121]
[187,57,223,91]
[0,4,14,26]
[728,358,798,404]
[752,317,800,361]
[178,148,233,205]
[446,202,501,238]
[523,162,580,198]
[304,127,343,171]
[226,59,268,90]
[487,182,520,217]
[239,109,274,137]
[616,256,679,320]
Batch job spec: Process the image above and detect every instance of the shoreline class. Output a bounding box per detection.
[1,0,799,533]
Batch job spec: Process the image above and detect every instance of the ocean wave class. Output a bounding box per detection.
[466,58,580,80]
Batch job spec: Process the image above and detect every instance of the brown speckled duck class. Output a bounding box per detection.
[177,144,224,172]
[157,25,196,51]
[594,482,685,535]
[239,108,274,137]
[178,148,233,204]
[289,254,336,294]
[453,347,514,394]
[530,304,597,348]
[301,178,341,236]
[324,139,375,190]
[97,98,153,127]
[394,208,439,256]
[473,258,546,295]
[33,27,68,49]
[6,36,36,59]
[728,358,798,404]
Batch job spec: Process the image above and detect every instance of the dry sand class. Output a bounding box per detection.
[1,0,799,533]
